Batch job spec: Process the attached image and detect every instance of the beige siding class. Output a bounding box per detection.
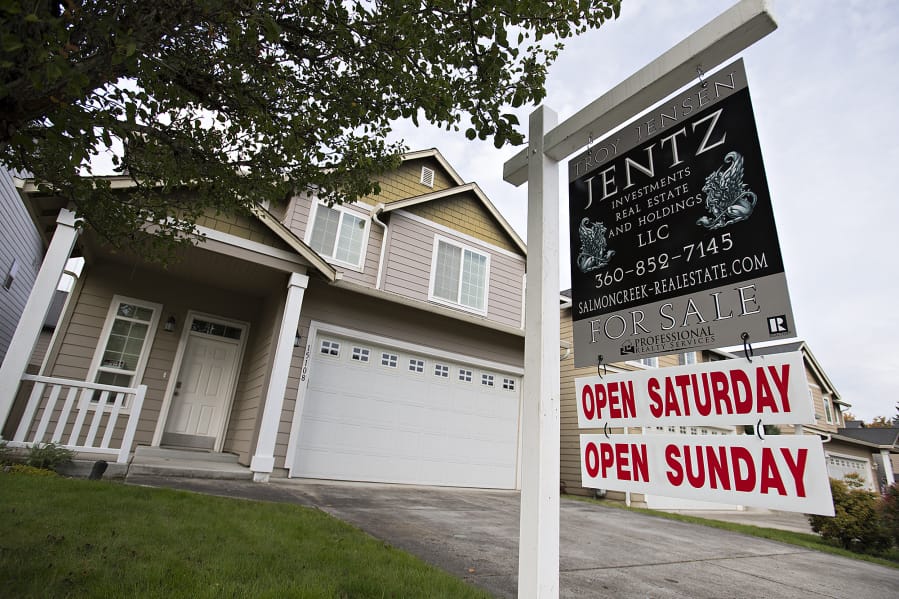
[405,192,519,253]
[196,208,295,252]
[361,157,456,204]
[382,212,524,329]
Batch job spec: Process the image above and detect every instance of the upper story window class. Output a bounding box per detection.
[307,202,369,269]
[638,356,659,368]
[429,237,489,314]
[678,352,697,366]
[823,396,834,424]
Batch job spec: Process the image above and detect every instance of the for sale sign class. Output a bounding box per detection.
[567,59,795,366]
[579,433,834,515]
[576,352,813,428]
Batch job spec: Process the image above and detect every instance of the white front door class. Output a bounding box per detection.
[164,333,241,449]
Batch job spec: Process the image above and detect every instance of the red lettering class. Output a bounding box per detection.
[665,445,684,486]
[684,446,707,488]
[760,447,787,496]
[582,384,596,420]
[594,384,608,419]
[585,442,599,478]
[600,443,614,478]
[711,371,733,414]
[664,381,681,417]
[706,446,731,490]
[616,443,630,480]
[608,382,622,419]
[620,381,636,419]
[632,444,649,483]
[755,369,778,413]
[768,365,791,412]
[730,369,752,414]
[674,374,692,416]
[695,373,712,416]
[731,446,755,492]
[781,448,808,497]
[648,378,663,418]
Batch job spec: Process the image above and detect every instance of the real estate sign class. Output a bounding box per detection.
[579,433,835,515]
[568,59,795,366]
[576,352,814,428]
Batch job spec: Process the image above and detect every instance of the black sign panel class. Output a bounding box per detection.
[568,59,795,366]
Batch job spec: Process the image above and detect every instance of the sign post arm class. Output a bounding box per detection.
[518,105,561,598]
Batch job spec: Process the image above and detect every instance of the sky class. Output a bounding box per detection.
[387,0,899,422]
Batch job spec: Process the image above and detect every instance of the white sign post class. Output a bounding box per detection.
[505,2,778,597]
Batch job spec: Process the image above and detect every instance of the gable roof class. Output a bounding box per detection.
[250,205,336,281]
[381,181,526,256]
[837,426,899,448]
[749,340,845,405]
[400,148,466,186]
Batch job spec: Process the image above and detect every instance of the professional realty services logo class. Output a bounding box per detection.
[566,58,797,366]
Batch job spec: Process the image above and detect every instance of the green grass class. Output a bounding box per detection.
[566,494,899,570]
[0,473,492,598]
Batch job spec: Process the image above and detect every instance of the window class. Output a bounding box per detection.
[430,238,489,313]
[502,378,516,391]
[679,352,697,366]
[638,356,659,368]
[191,318,242,340]
[481,373,495,387]
[459,368,472,382]
[320,340,340,356]
[351,347,370,363]
[307,202,369,268]
[434,364,450,378]
[381,352,398,368]
[823,396,834,424]
[91,297,161,392]
[409,358,425,373]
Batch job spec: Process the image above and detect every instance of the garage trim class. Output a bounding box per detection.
[284,319,524,476]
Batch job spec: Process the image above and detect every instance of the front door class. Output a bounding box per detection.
[163,331,241,450]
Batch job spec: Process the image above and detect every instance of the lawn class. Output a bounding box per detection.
[0,472,492,598]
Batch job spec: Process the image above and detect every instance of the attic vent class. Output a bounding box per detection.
[420,166,435,188]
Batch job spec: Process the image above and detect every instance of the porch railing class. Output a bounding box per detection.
[9,375,147,464]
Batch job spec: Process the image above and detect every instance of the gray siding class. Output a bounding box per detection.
[382,212,525,329]
[0,169,43,364]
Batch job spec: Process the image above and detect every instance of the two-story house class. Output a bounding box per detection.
[0,149,528,488]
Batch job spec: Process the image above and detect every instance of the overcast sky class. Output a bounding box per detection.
[388,0,899,422]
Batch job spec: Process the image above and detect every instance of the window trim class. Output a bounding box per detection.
[428,235,490,316]
[87,295,163,407]
[304,200,371,271]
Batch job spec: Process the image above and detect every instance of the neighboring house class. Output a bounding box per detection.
[0,149,528,488]
[559,295,896,506]
[0,168,43,366]
[832,425,899,493]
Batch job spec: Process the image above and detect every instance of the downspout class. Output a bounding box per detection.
[371,203,388,290]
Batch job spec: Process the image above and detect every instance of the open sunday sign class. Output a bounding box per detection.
[576,352,813,428]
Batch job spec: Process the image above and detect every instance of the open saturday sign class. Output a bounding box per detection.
[580,433,834,515]
[576,352,813,428]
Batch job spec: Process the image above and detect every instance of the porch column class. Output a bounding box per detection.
[882,450,896,486]
[0,209,81,431]
[251,271,308,482]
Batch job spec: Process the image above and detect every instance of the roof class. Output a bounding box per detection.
[837,426,899,448]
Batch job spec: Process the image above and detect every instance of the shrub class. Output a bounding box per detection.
[25,442,74,471]
[3,463,59,476]
[808,474,892,553]
[879,482,899,548]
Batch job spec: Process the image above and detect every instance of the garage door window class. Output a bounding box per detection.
[434,364,449,378]
[351,347,370,363]
[503,378,516,391]
[320,340,340,356]
[459,368,472,382]
[381,352,398,368]
[408,358,425,373]
[481,373,495,387]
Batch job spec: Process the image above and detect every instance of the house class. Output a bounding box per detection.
[831,424,899,493]
[0,168,44,366]
[559,296,897,506]
[0,149,528,488]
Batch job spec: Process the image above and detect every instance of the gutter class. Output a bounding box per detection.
[370,203,388,290]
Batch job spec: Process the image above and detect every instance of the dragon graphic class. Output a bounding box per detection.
[576,218,615,273]
[696,151,757,230]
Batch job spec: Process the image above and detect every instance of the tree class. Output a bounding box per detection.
[1,1,621,258]
[808,474,892,553]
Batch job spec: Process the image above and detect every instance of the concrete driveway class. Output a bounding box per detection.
[128,476,899,598]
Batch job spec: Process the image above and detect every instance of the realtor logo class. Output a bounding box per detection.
[767,315,789,335]
[619,343,636,356]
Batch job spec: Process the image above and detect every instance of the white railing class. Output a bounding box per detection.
[9,375,147,464]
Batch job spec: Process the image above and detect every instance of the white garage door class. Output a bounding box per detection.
[827,455,872,490]
[291,331,521,489]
